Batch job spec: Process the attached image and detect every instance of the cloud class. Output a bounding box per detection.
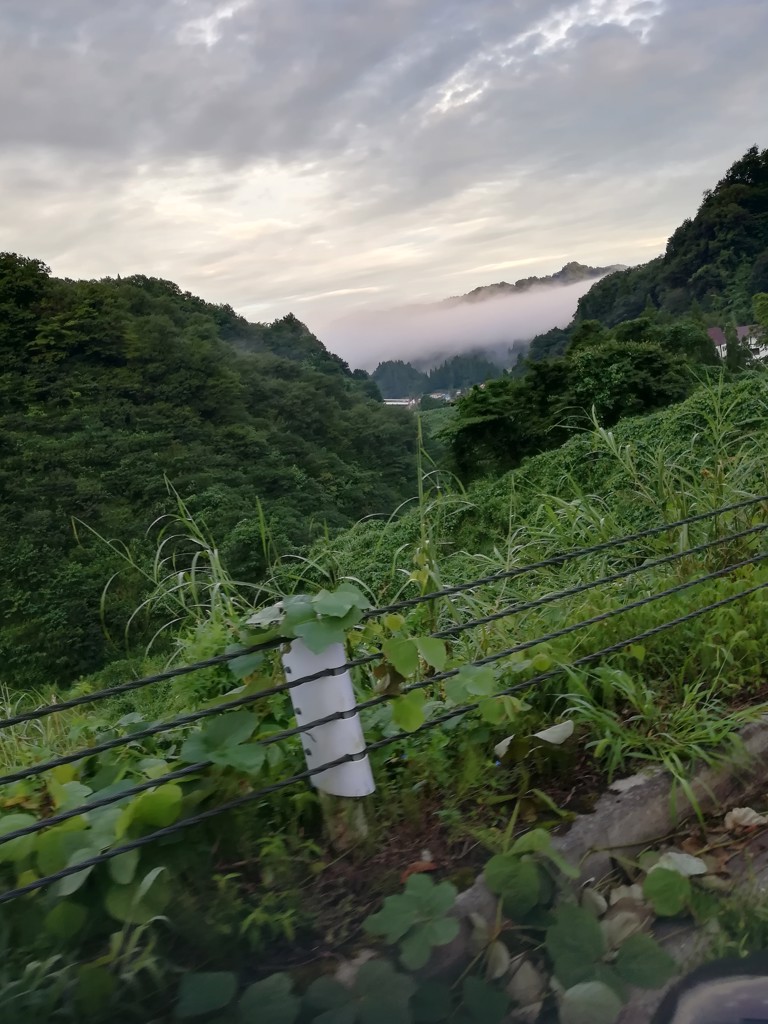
[0,0,767,350]
[324,280,600,369]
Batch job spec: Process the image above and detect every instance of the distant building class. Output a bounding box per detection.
[427,391,452,401]
[383,398,418,408]
[707,325,768,361]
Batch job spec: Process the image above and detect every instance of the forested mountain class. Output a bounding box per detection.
[0,254,417,687]
[447,315,721,478]
[372,352,502,398]
[442,260,625,306]
[526,145,768,362]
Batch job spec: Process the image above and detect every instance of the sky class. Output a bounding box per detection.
[2,0,767,361]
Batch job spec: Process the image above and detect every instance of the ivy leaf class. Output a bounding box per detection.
[176,972,237,1019]
[238,974,300,1024]
[313,584,370,618]
[55,847,97,897]
[307,961,415,1024]
[546,904,606,988]
[559,981,623,1024]
[615,933,677,988]
[364,873,458,959]
[460,976,510,1024]
[392,690,426,733]
[411,981,453,1022]
[382,638,420,678]
[415,637,447,671]
[642,868,692,916]
[292,616,347,653]
[352,960,416,1024]
[180,711,258,764]
[484,854,540,916]
[400,915,460,969]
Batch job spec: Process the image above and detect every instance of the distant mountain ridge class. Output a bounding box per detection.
[440,261,627,306]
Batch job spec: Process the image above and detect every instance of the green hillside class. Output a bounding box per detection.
[527,144,768,361]
[0,254,417,688]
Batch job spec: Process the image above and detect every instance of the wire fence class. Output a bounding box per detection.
[0,495,767,906]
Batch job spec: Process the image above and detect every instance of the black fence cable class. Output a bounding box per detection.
[3,524,765,789]
[1,497,765,734]
[1,556,767,859]
[366,493,768,616]
[1,575,766,906]
[0,638,286,732]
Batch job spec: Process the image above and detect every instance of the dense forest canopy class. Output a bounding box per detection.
[525,144,768,362]
[0,254,417,688]
[372,352,503,398]
[446,315,721,479]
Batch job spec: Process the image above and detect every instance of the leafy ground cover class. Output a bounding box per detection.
[1,376,768,1020]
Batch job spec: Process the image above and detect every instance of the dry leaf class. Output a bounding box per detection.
[725,806,768,830]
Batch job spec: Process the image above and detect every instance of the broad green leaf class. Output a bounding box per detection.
[411,981,453,1022]
[108,849,140,885]
[214,743,267,774]
[546,903,606,988]
[225,645,264,680]
[642,868,691,916]
[461,976,510,1024]
[105,869,171,925]
[511,828,579,879]
[560,981,623,1024]
[55,848,97,897]
[305,975,352,1012]
[50,780,93,811]
[133,784,183,827]
[292,616,347,653]
[484,854,540,916]
[44,901,87,940]
[415,637,447,671]
[355,960,416,1024]
[176,972,237,1019]
[615,933,677,988]
[0,813,37,863]
[481,699,507,725]
[313,584,369,618]
[364,874,457,947]
[76,965,115,1018]
[530,652,553,672]
[627,644,646,663]
[400,916,460,969]
[238,973,300,1024]
[456,665,496,696]
[281,595,315,633]
[202,711,258,750]
[37,827,87,876]
[392,690,426,732]
[382,638,420,677]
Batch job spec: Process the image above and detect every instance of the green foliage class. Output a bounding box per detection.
[0,255,418,687]
[363,874,460,970]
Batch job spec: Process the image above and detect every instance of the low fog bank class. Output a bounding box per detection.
[322,279,601,370]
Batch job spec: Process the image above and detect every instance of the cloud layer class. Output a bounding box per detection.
[1,0,767,358]
[326,280,599,369]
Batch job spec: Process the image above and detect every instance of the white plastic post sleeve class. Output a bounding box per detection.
[281,639,375,798]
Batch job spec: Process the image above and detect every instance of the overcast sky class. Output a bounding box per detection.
[2,0,766,350]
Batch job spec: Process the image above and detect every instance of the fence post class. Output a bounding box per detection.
[281,638,375,850]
